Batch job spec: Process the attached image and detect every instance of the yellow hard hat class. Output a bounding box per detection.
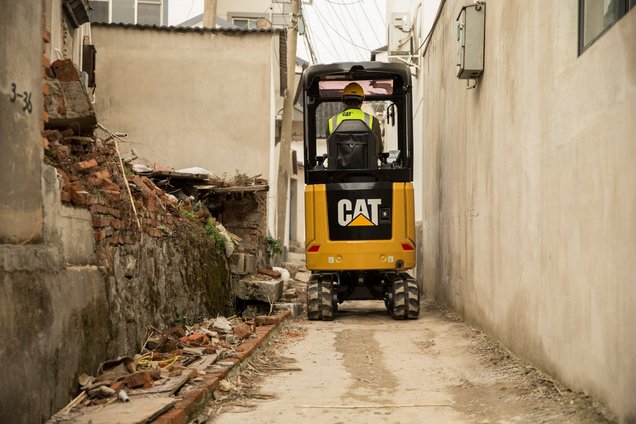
[342,82,364,102]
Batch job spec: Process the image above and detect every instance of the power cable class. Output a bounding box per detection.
[323,0,366,59]
[306,3,345,61]
[319,0,367,60]
[356,1,383,47]
[370,0,386,26]
[413,0,446,56]
[341,0,376,50]
[300,1,320,63]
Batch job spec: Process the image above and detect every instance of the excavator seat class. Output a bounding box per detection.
[326,119,379,170]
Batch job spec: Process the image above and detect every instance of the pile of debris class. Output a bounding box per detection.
[49,314,281,422]
[43,58,262,259]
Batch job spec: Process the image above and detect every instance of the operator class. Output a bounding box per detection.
[326,82,384,153]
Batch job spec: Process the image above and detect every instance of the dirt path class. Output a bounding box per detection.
[199,301,613,424]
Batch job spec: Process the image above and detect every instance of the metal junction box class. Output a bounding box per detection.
[389,13,411,55]
[456,4,485,79]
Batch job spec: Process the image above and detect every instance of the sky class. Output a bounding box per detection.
[168,0,388,64]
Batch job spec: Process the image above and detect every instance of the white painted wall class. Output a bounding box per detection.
[417,1,636,421]
[93,26,278,180]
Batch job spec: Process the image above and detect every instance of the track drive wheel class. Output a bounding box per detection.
[306,274,336,321]
[390,275,420,320]
[307,276,320,320]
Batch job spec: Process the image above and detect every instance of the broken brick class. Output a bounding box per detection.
[94,229,108,242]
[259,268,282,278]
[110,380,125,392]
[232,323,252,339]
[70,189,97,206]
[75,159,98,172]
[178,333,209,346]
[110,219,125,230]
[146,227,165,238]
[92,215,111,228]
[90,204,122,218]
[255,315,280,326]
[124,371,152,389]
[51,59,80,82]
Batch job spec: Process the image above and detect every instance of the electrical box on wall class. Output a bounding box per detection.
[389,13,411,55]
[456,4,485,79]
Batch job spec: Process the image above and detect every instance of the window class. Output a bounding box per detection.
[232,17,259,29]
[579,0,635,53]
[87,0,164,25]
[88,0,108,23]
[137,0,161,25]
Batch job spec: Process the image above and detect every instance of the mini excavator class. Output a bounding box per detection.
[302,62,419,320]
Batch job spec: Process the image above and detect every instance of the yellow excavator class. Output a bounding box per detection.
[302,62,419,320]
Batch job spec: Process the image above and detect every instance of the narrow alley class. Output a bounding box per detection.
[2,1,635,423]
[201,302,611,424]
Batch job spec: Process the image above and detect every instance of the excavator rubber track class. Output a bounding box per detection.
[386,272,420,320]
[306,273,336,321]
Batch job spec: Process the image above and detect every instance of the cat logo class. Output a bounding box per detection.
[337,199,381,227]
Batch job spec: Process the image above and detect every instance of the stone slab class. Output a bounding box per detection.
[235,278,283,303]
[274,302,305,318]
[71,397,175,424]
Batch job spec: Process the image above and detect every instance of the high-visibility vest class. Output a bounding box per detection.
[328,109,374,134]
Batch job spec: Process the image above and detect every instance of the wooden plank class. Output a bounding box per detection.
[208,185,269,193]
[128,370,192,396]
[71,397,175,424]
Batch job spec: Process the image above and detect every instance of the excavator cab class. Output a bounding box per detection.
[302,62,419,320]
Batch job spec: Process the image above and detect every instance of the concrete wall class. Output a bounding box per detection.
[92,26,278,180]
[418,1,636,421]
[0,0,44,243]
[0,7,233,422]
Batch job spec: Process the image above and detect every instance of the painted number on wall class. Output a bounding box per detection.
[8,83,33,114]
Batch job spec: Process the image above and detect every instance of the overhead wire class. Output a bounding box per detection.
[314,4,364,60]
[317,0,368,60]
[370,0,386,26]
[413,0,446,56]
[340,0,375,51]
[300,1,320,63]
[306,2,346,61]
[323,0,366,60]
[355,1,384,47]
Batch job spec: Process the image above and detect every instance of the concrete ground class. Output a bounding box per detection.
[198,301,614,424]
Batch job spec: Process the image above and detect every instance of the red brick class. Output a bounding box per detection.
[178,333,209,346]
[125,371,152,389]
[233,323,252,339]
[60,190,71,203]
[110,380,125,391]
[146,227,165,238]
[110,219,125,230]
[70,190,97,206]
[42,81,49,96]
[43,129,63,142]
[103,189,122,202]
[43,30,51,43]
[41,111,48,123]
[94,229,108,242]
[93,169,112,181]
[255,315,280,326]
[90,204,121,217]
[51,59,80,82]
[76,159,98,171]
[92,215,111,228]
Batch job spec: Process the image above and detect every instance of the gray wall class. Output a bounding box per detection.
[0,0,44,243]
[418,1,636,421]
[92,26,277,179]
